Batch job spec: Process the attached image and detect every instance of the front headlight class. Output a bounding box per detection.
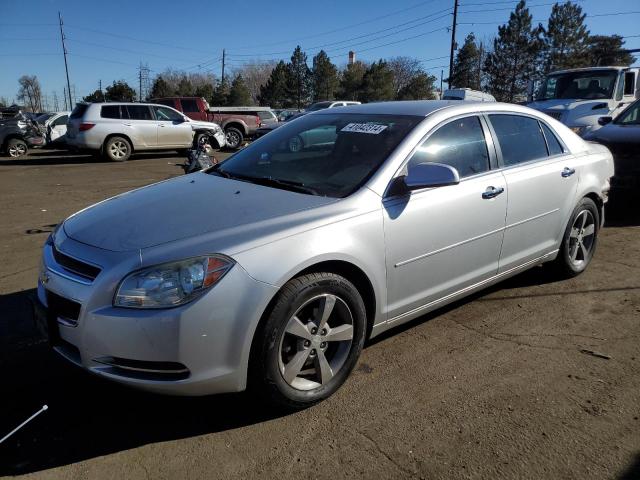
[114,255,234,308]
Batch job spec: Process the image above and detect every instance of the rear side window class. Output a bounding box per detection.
[408,116,490,178]
[489,115,548,166]
[540,123,565,156]
[180,99,199,112]
[125,105,153,120]
[101,105,121,119]
[70,103,88,119]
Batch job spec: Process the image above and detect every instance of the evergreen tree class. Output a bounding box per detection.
[339,61,367,101]
[396,72,437,100]
[543,1,590,72]
[360,60,395,102]
[228,74,253,105]
[83,89,105,102]
[286,46,313,108]
[149,76,174,99]
[483,0,544,102]
[176,76,193,96]
[211,78,230,106]
[104,81,136,102]
[587,35,636,66]
[312,50,339,101]
[450,33,482,90]
[259,61,289,107]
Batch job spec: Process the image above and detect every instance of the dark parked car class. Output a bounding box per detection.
[0,113,46,157]
[585,99,640,188]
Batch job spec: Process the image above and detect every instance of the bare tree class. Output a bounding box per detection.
[232,61,277,105]
[17,75,43,112]
[387,57,424,96]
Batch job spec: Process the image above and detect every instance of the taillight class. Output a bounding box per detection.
[79,122,95,131]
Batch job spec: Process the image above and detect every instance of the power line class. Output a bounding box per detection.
[65,38,203,63]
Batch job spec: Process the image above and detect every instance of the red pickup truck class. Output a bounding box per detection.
[152,96,271,149]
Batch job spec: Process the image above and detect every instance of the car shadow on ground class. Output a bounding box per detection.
[606,188,640,227]
[0,150,185,167]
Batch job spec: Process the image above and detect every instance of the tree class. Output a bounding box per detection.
[176,76,194,96]
[388,57,424,97]
[587,35,636,66]
[312,50,339,101]
[450,34,482,90]
[285,46,313,108]
[339,61,367,101]
[211,78,230,106]
[17,75,43,112]
[397,72,437,100]
[104,81,136,102]
[360,60,395,102]
[0,97,8,107]
[149,76,174,99]
[259,61,289,107]
[233,61,277,105]
[228,74,253,105]
[542,1,590,72]
[83,89,105,102]
[483,0,544,102]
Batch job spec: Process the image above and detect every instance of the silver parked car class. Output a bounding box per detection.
[37,101,613,408]
[66,102,225,161]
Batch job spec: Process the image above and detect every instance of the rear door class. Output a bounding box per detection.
[486,113,579,272]
[152,105,193,147]
[123,105,157,148]
[383,115,507,319]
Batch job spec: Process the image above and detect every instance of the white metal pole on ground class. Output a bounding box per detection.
[0,405,48,445]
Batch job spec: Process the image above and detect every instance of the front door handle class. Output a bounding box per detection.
[482,186,505,199]
[561,167,576,177]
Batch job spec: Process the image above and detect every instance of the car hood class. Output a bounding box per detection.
[187,119,222,131]
[527,98,614,124]
[63,173,337,252]
[586,124,640,145]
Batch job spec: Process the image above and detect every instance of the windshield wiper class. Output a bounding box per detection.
[249,176,320,195]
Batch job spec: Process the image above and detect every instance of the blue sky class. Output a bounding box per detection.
[1,0,638,107]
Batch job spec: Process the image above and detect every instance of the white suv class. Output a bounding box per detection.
[66,102,225,162]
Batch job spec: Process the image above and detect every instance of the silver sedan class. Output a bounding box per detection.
[37,101,613,408]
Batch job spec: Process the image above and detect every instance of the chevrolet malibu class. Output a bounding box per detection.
[37,101,613,409]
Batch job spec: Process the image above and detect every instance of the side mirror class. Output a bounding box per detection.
[404,162,460,191]
[598,116,613,126]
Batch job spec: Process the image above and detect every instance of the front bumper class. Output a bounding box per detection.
[38,232,278,395]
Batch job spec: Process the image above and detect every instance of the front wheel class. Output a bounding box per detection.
[250,272,367,410]
[552,197,599,278]
[6,138,28,157]
[224,127,243,150]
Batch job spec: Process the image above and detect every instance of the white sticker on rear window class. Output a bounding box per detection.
[341,123,388,134]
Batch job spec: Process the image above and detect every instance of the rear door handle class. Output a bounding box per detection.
[482,186,505,199]
[561,167,576,177]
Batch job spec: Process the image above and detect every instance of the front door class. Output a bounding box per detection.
[383,115,507,320]
[152,105,193,147]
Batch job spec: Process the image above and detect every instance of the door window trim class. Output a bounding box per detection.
[384,113,499,199]
[482,112,570,171]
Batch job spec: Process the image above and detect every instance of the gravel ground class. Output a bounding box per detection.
[1,148,639,479]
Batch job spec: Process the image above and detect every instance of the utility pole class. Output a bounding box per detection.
[448,0,459,89]
[139,63,143,102]
[440,70,444,98]
[221,49,226,85]
[63,87,68,110]
[478,41,483,89]
[58,11,73,110]
[99,79,102,101]
[53,91,59,111]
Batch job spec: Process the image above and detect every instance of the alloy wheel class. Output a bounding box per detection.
[8,143,27,157]
[226,131,240,148]
[109,141,128,159]
[278,294,354,391]
[568,209,595,268]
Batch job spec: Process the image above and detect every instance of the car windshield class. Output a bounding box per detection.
[614,100,640,125]
[536,70,618,100]
[210,113,422,198]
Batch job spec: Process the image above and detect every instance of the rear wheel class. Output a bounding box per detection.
[553,197,599,277]
[250,272,366,410]
[103,136,131,162]
[6,138,28,157]
[224,127,243,149]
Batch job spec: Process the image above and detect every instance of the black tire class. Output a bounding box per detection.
[224,127,243,150]
[193,132,209,149]
[103,136,132,162]
[249,272,367,410]
[552,197,599,278]
[6,138,28,158]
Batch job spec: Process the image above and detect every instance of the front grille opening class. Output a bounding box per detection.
[93,357,190,381]
[52,245,101,281]
[47,291,81,323]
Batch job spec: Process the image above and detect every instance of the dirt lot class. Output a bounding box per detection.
[1,148,639,479]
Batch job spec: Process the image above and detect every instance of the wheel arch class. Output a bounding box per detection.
[2,133,27,152]
[224,122,247,136]
[583,191,604,227]
[103,133,134,153]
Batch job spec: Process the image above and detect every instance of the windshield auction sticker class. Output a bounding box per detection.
[341,123,388,134]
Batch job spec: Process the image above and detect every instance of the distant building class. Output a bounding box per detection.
[348,51,356,65]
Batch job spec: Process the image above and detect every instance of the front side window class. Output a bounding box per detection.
[152,105,184,121]
[180,99,199,112]
[125,105,153,120]
[408,116,490,178]
[211,113,422,198]
[624,72,636,96]
[489,115,548,166]
[615,101,640,125]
